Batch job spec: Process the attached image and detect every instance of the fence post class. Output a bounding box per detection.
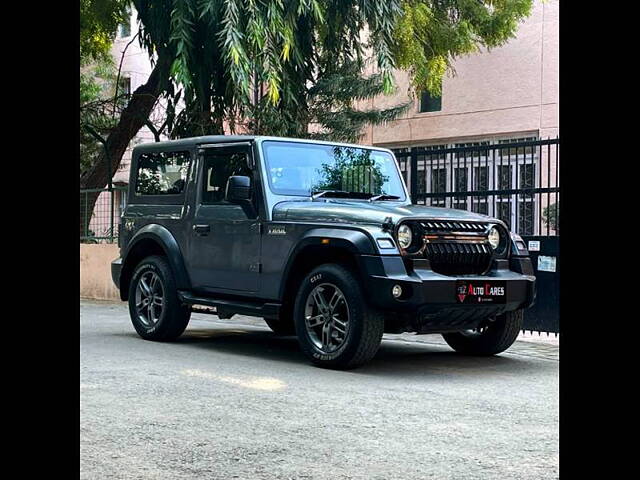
[83,191,88,239]
[409,148,418,204]
[107,149,114,243]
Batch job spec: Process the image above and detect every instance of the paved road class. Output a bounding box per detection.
[80,300,558,480]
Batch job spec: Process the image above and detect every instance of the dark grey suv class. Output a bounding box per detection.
[111,135,535,369]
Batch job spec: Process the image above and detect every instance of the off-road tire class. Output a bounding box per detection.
[128,255,191,341]
[293,264,384,369]
[442,309,523,356]
[263,316,296,335]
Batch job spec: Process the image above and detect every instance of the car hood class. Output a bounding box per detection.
[272,200,497,227]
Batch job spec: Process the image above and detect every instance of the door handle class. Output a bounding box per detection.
[193,224,211,235]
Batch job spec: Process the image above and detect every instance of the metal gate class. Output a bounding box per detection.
[393,138,560,334]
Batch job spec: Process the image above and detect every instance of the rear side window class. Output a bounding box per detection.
[135,151,191,196]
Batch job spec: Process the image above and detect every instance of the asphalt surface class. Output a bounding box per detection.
[80,300,559,480]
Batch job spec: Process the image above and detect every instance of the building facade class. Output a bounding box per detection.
[362,0,558,148]
[362,0,559,236]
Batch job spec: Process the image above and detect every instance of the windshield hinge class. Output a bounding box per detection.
[382,216,394,232]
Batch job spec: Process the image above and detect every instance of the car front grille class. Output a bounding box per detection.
[419,221,493,275]
[420,220,487,233]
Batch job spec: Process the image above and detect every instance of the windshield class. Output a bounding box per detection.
[261,140,407,200]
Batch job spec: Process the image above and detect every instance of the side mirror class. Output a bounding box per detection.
[225,175,252,204]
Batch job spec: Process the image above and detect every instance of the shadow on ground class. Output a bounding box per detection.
[115,325,552,378]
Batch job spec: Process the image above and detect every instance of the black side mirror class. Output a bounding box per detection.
[225,175,252,204]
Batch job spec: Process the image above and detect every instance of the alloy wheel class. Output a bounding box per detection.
[135,271,164,327]
[304,283,350,353]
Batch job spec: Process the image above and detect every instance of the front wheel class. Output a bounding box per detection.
[128,255,191,341]
[442,309,523,356]
[293,264,384,369]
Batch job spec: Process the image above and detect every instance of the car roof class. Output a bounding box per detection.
[132,135,258,154]
[131,135,393,155]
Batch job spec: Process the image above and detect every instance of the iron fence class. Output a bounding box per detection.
[393,138,559,237]
[393,137,560,335]
[80,186,128,243]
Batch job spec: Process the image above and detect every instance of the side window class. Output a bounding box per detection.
[202,150,251,204]
[135,151,191,196]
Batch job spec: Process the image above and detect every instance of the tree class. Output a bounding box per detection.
[392,0,534,96]
[80,0,132,176]
[157,0,533,139]
[246,62,412,143]
[79,0,177,237]
[80,0,130,61]
[153,0,403,138]
[80,0,534,235]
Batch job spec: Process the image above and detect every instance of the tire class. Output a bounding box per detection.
[442,309,523,356]
[293,264,384,369]
[128,255,191,341]
[263,316,296,335]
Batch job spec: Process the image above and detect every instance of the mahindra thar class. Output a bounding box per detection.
[111,136,535,369]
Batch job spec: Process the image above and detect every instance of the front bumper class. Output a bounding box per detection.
[359,255,536,317]
[111,257,123,289]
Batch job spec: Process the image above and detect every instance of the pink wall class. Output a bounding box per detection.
[362,0,558,147]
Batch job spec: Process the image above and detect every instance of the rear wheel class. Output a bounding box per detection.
[293,264,384,369]
[128,255,191,341]
[442,309,523,356]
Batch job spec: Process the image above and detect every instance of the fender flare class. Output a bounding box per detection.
[120,224,191,298]
[278,227,376,300]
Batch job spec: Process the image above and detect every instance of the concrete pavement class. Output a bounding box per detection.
[80,299,559,479]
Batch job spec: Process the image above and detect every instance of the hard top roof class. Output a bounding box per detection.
[131,135,393,155]
[132,135,257,154]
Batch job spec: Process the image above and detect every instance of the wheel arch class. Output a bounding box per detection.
[278,228,374,307]
[119,224,191,301]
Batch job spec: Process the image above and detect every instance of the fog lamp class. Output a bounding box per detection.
[392,284,403,298]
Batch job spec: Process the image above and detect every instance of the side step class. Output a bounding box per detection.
[177,291,280,319]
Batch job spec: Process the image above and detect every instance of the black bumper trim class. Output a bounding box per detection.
[359,254,536,314]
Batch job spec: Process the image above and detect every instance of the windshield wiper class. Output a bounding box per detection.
[311,189,351,200]
[311,190,399,201]
[368,194,401,202]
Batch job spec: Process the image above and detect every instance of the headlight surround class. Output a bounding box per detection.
[488,227,501,250]
[488,224,509,256]
[397,224,413,249]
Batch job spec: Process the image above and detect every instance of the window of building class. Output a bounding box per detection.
[135,151,191,196]
[394,134,542,234]
[453,167,468,210]
[416,169,426,194]
[519,200,535,235]
[430,167,447,206]
[121,77,131,96]
[419,89,442,113]
[117,7,132,38]
[471,166,489,215]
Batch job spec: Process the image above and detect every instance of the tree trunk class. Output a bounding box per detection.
[80,60,168,239]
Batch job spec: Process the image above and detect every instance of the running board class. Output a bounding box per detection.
[177,291,280,319]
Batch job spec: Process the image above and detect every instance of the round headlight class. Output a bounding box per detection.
[488,227,501,250]
[397,224,413,249]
